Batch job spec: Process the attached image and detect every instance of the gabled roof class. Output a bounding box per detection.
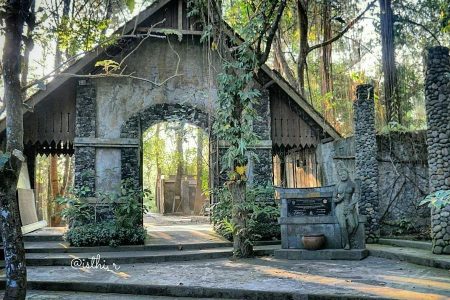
[0,0,340,140]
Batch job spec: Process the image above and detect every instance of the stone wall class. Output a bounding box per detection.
[317,132,430,238]
[424,46,450,254]
[377,133,429,236]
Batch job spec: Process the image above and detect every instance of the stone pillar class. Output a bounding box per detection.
[120,115,141,190]
[424,46,450,254]
[354,84,380,243]
[249,88,273,186]
[74,80,96,195]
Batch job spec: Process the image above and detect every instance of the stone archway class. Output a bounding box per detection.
[120,103,215,193]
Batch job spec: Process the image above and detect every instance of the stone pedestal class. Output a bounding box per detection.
[275,249,368,260]
[274,187,367,260]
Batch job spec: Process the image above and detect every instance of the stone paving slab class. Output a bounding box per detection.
[378,239,431,251]
[368,244,450,269]
[1,291,227,300]
[3,256,449,300]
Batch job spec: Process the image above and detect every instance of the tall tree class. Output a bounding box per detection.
[174,122,184,213]
[320,0,333,96]
[0,0,34,298]
[295,0,375,95]
[195,0,287,257]
[320,0,334,122]
[379,0,398,124]
[49,0,71,227]
[154,124,162,211]
[194,128,204,214]
[20,0,35,89]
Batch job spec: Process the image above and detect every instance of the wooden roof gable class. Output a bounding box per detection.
[0,0,341,141]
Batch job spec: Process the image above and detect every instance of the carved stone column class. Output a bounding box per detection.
[424,46,450,254]
[74,79,96,195]
[354,84,380,243]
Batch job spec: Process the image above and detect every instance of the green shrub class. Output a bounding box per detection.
[59,178,149,247]
[56,186,95,227]
[65,221,147,247]
[211,185,280,241]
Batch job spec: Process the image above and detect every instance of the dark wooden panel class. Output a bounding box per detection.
[141,0,178,29]
[24,79,76,146]
[270,86,320,148]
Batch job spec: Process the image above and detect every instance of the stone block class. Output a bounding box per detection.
[274,249,369,260]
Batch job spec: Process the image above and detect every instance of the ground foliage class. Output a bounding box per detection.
[57,179,148,247]
[65,220,147,247]
[211,186,280,242]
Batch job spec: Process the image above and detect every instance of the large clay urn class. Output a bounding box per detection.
[302,234,326,250]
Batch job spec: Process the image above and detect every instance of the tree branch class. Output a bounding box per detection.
[396,16,441,45]
[258,0,287,65]
[61,33,183,87]
[307,0,376,54]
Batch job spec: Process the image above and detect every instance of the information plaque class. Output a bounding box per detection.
[287,197,332,217]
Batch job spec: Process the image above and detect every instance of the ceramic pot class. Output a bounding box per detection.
[302,234,325,250]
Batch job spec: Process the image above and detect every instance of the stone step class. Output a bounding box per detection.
[0,280,392,300]
[24,245,278,266]
[23,234,64,242]
[23,241,231,253]
[21,240,280,253]
[378,238,431,251]
[10,291,231,300]
[367,244,450,270]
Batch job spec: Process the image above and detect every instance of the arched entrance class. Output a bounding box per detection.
[120,103,217,223]
[142,121,210,215]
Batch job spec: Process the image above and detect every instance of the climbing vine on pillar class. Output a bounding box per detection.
[189,0,286,257]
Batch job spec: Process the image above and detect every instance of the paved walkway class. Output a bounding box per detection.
[3,291,226,300]
[144,213,226,244]
[24,213,227,247]
[14,256,450,299]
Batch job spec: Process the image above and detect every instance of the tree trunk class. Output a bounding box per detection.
[320,0,333,123]
[229,180,252,258]
[55,0,71,69]
[20,0,35,90]
[274,30,298,90]
[0,1,33,298]
[155,124,162,211]
[379,0,399,124]
[320,0,333,94]
[297,0,309,95]
[49,155,62,226]
[174,123,184,213]
[194,128,204,215]
[59,155,71,196]
[49,0,70,227]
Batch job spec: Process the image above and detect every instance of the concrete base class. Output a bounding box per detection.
[274,248,369,260]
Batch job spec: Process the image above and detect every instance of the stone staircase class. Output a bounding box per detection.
[18,231,280,267]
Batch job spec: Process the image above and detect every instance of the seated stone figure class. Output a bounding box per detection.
[333,164,360,250]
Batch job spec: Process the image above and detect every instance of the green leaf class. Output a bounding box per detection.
[159,28,183,42]
[125,0,135,12]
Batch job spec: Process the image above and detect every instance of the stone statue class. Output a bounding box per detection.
[333,163,360,250]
